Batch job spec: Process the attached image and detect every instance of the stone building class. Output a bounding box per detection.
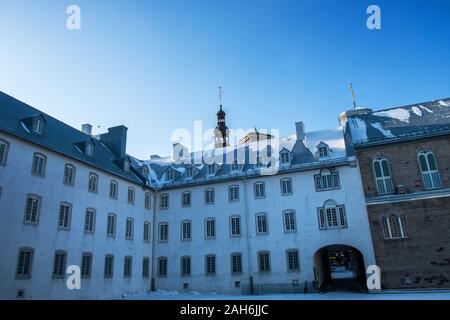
[341,98,450,289]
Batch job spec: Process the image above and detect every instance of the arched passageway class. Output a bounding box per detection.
[313,244,367,292]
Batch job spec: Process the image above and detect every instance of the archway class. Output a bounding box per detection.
[313,244,367,292]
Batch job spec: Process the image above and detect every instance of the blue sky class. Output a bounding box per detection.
[0,0,449,158]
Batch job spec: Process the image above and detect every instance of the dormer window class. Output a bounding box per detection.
[317,142,330,158]
[142,166,149,177]
[32,117,44,134]
[231,160,240,172]
[165,169,175,181]
[280,149,291,165]
[123,159,130,172]
[185,166,193,178]
[207,164,215,175]
[85,142,94,156]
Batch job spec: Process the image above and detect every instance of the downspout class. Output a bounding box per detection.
[243,177,254,294]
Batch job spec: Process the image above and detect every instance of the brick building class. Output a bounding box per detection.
[341,98,450,289]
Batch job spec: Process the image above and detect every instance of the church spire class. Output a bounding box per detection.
[214,86,229,149]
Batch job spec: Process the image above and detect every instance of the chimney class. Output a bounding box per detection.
[82,123,93,136]
[172,143,189,164]
[295,121,305,141]
[99,125,128,158]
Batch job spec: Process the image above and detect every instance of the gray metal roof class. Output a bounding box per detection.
[0,91,145,185]
[344,97,450,146]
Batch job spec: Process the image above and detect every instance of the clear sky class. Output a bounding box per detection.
[1,0,449,159]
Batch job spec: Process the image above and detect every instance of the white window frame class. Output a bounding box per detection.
[280,178,293,195]
[84,208,96,233]
[286,249,300,272]
[159,222,169,242]
[317,201,347,230]
[81,252,93,278]
[280,151,290,165]
[283,210,297,232]
[382,214,408,239]
[125,217,134,240]
[205,218,216,239]
[109,180,118,199]
[88,173,98,193]
[127,187,135,205]
[418,150,442,190]
[160,193,169,209]
[32,118,44,134]
[123,256,133,278]
[204,188,215,205]
[182,191,191,207]
[254,181,265,199]
[63,164,76,186]
[205,254,216,276]
[181,220,192,240]
[31,153,46,177]
[145,192,151,209]
[255,213,268,235]
[231,253,242,275]
[104,254,114,278]
[0,139,9,167]
[24,194,41,225]
[16,247,34,278]
[143,221,151,242]
[258,251,271,273]
[157,257,168,277]
[373,158,394,195]
[181,256,191,277]
[58,202,72,230]
[106,213,117,237]
[52,251,67,278]
[228,185,240,202]
[229,215,241,237]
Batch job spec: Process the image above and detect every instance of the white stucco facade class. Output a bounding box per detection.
[152,160,376,293]
[0,132,154,299]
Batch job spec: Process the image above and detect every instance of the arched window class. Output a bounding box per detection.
[314,169,340,191]
[317,200,347,230]
[382,214,407,239]
[418,151,441,190]
[373,157,394,195]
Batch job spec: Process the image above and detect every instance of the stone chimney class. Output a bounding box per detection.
[172,143,189,163]
[99,125,128,158]
[82,123,92,136]
[295,121,305,141]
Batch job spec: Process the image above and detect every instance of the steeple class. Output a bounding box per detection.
[214,87,229,148]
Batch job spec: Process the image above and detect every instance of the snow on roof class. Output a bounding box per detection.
[135,126,349,187]
[373,108,411,123]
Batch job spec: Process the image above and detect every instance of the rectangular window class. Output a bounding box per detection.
[182,192,191,207]
[159,223,168,242]
[63,164,75,185]
[315,171,341,191]
[125,218,134,240]
[318,205,347,230]
[158,257,168,277]
[52,251,67,278]
[228,185,240,202]
[181,256,191,276]
[107,213,117,237]
[281,178,293,195]
[32,153,46,176]
[81,253,92,278]
[160,194,169,209]
[145,192,151,209]
[254,182,265,198]
[88,173,98,193]
[109,181,118,199]
[256,213,268,234]
[142,257,150,278]
[104,255,114,278]
[280,152,290,164]
[24,195,40,224]
[181,220,192,240]
[207,164,215,175]
[0,140,9,166]
[205,218,216,239]
[283,210,296,232]
[205,188,215,204]
[258,251,270,273]
[58,202,72,230]
[16,248,33,278]
[231,253,242,274]
[185,166,193,178]
[32,118,44,134]
[286,249,300,272]
[143,221,151,242]
[128,187,135,205]
[205,255,216,276]
[230,216,241,237]
[123,256,132,278]
[84,208,96,233]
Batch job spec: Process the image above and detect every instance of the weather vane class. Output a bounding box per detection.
[349,83,357,109]
[218,86,223,105]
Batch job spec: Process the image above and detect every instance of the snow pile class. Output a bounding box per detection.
[411,106,423,116]
[373,108,411,123]
[370,122,394,138]
[438,100,450,107]
[349,117,368,143]
[419,105,434,113]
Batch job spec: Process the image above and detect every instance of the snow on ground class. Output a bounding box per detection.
[123,290,450,300]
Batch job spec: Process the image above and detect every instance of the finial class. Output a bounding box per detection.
[348,83,357,109]
[218,86,223,105]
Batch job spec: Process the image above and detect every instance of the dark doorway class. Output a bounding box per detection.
[313,245,367,292]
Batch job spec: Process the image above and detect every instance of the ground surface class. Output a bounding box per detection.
[124,290,450,300]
